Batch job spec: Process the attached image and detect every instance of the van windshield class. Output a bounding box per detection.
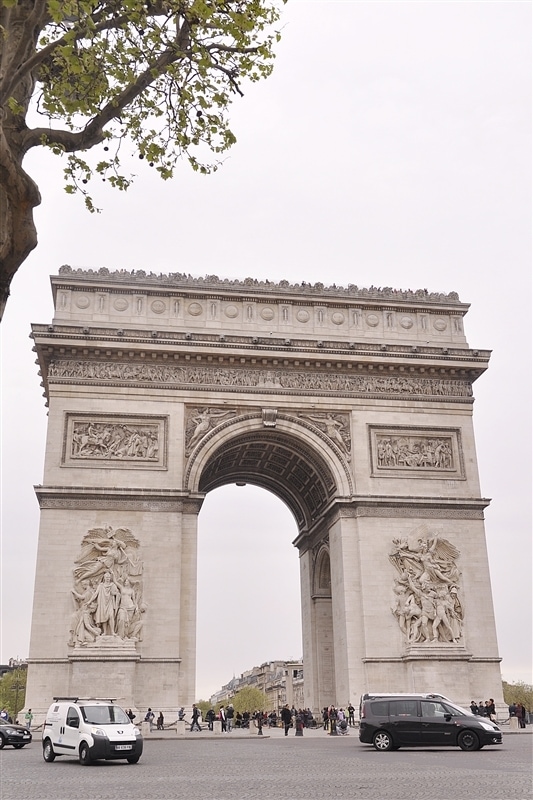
[80,705,130,725]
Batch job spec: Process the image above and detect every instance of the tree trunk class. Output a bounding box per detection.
[0,129,41,321]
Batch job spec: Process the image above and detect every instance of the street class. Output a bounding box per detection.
[1,728,531,800]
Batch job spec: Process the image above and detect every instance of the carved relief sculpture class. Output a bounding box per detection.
[72,421,159,460]
[68,526,145,648]
[185,407,236,454]
[377,435,453,470]
[299,412,351,458]
[63,415,167,469]
[389,530,464,645]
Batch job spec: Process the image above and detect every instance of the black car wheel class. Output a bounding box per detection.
[127,755,140,764]
[42,739,56,762]
[458,730,480,751]
[0,734,5,750]
[13,743,25,749]
[373,730,394,751]
[79,742,92,765]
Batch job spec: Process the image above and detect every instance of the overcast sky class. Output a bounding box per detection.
[1,1,531,702]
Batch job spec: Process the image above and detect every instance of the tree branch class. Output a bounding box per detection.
[22,22,192,153]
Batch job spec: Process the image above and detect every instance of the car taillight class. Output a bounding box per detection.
[361,706,366,719]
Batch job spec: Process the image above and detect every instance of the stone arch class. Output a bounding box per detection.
[186,414,353,532]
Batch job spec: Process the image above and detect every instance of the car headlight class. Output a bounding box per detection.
[477,721,496,731]
[133,727,141,735]
[3,728,17,735]
[91,727,107,736]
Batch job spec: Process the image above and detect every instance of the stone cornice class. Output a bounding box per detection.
[54,266,467,309]
[34,486,205,513]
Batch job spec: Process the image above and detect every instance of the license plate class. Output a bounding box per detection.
[115,744,133,751]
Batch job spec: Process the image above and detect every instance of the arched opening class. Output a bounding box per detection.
[193,428,340,708]
[196,484,301,700]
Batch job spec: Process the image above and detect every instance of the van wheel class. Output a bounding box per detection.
[127,755,140,764]
[43,739,56,762]
[458,730,480,751]
[79,742,92,765]
[373,730,393,751]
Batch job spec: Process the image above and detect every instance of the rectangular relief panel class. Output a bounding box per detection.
[369,425,464,479]
[62,413,168,469]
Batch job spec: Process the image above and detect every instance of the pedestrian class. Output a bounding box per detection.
[509,701,517,718]
[157,711,164,730]
[190,704,202,732]
[127,708,136,721]
[347,703,355,726]
[281,704,292,736]
[206,708,216,731]
[487,699,496,722]
[218,705,227,732]
[470,701,478,715]
[24,708,34,729]
[144,707,155,731]
[515,703,526,729]
[226,704,234,732]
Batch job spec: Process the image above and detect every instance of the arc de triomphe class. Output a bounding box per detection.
[25,267,503,716]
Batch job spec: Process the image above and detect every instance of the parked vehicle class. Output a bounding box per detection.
[42,697,143,765]
[359,694,502,751]
[0,719,32,749]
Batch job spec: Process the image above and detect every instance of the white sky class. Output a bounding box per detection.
[1,1,531,701]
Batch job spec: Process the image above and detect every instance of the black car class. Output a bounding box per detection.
[359,694,502,751]
[0,719,32,749]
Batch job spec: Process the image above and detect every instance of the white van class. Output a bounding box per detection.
[42,697,143,765]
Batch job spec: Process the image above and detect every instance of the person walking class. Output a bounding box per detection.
[218,705,227,732]
[281,704,292,736]
[144,708,155,731]
[190,704,202,732]
[24,709,34,729]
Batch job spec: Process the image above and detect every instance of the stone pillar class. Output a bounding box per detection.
[213,720,222,734]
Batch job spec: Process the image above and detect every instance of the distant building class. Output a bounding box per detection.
[210,660,304,710]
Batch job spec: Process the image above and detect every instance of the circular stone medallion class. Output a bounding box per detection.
[331,311,345,325]
[150,300,166,314]
[296,309,310,323]
[75,295,90,309]
[400,316,414,329]
[433,317,448,331]
[224,304,239,319]
[113,298,129,312]
[261,307,275,321]
[188,302,203,316]
[366,313,379,327]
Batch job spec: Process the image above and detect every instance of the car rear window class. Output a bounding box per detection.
[370,701,389,716]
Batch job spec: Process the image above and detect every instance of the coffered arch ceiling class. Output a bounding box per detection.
[198,432,338,532]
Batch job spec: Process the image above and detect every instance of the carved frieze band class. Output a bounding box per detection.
[369,426,465,479]
[327,506,485,522]
[37,497,200,512]
[62,413,168,469]
[48,360,473,400]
